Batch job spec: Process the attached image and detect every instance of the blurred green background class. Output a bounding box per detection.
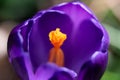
[0,0,120,80]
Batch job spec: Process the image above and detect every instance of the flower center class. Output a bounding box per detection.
[48,28,67,66]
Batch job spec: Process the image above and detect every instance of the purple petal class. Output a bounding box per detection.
[8,2,109,80]
[8,20,34,80]
[49,71,74,80]
[78,51,108,80]
[51,3,109,74]
[8,20,33,60]
[28,2,109,73]
[29,10,73,71]
[63,19,104,73]
[12,56,29,80]
[8,29,23,61]
[52,2,97,27]
[35,63,76,80]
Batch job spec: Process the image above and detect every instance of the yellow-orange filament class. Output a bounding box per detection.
[48,28,67,66]
[49,48,64,66]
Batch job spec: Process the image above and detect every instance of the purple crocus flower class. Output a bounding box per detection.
[7,1,109,80]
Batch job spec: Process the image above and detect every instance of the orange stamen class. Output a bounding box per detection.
[48,28,67,66]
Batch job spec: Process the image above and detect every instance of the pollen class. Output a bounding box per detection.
[49,28,67,48]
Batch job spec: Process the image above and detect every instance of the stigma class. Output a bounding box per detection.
[48,28,67,66]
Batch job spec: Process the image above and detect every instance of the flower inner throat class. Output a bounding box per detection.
[48,28,67,66]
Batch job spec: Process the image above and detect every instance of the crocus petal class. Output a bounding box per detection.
[29,3,107,74]
[78,51,108,80]
[12,56,29,80]
[35,63,76,80]
[51,2,109,73]
[49,71,74,80]
[62,19,104,73]
[29,10,73,71]
[8,20,33,60]
[52,2,97,27]
[8,20,34,80]
[7,1,109,80]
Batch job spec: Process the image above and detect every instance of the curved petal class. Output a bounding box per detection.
[89,18,109,53]
[49,71,74,80]
[28,2,109,74]
[51,2,97,27]
[29,10,73,71]
[29,9,107,74]
[8,29,23,61]
[62,19,103,73]
[12,56,29,80]
[78,51,108,80]
[51,2,109,73]
[7,20,34,79]
[8,20,33,60]
[35,63,76,80]
[8,2,109,80]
